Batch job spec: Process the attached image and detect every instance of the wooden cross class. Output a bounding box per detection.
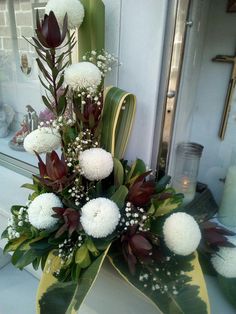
[212,52,236,140]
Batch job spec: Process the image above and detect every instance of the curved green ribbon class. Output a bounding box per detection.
[101,86,136,159]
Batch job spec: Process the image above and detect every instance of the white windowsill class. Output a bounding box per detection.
[0,165,235,314]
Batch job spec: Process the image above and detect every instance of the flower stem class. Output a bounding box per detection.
[67,30,73,65]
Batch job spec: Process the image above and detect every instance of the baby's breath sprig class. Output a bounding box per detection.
[82,49,118,77]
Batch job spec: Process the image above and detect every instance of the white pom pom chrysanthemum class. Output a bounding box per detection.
[45,0,84,29]
[163,212,201,256]
[81,198,120,238]
[64,62,102,93]
[23,127,61,154]
[28,193,62,230]
[79,148,113,181]
[211,238,236,278]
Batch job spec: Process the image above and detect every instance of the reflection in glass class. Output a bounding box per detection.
[0,1,47,166]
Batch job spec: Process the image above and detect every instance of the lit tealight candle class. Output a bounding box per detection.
[172,176,196,205]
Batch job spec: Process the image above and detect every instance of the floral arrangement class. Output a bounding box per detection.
[2,1,236,313]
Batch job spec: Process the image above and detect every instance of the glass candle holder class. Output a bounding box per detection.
[171,142,204,205]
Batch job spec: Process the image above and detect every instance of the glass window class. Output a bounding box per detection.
[0,1,51,172]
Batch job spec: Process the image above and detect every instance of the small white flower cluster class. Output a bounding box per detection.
[58,236,82,259]
[52,116,75,131]
[138,264,179,295]
[211,237,236,278]
[45,0,84,30]
[7,207,29,240]
[68,178,90,206]
[28,193,62,230]
[66,129,99,170]
[82,50,117,77]
[23,127,61,154]
[81,198,120,238]
[163,212,201,256]
[77,90,103,108]
[64,62,102,94]
[79,148,114,181]
[119,202,149,232]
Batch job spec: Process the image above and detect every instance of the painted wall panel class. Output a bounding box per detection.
[117,0,168,165]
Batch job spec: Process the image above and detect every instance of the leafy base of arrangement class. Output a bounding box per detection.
[2,1,236,313]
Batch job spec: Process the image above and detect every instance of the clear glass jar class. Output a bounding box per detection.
[171,142,204,205]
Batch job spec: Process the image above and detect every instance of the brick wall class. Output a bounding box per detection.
[0,0,46,54]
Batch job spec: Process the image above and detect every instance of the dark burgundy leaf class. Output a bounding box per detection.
[47,11,61,47]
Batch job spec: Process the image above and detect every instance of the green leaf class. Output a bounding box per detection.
[101,87,136,159]
[36,58,52,82]
[113,158,124,187]
[218,275,236,309]
[57,94,67,115]
[156,175,171,193]
[38,246,110,313]
[21,183,38,191]
[4,234,30,254]
[152,193,183,218]
[78,0,105,60]
[11,205,23,215]
[75,244,91,268]
[126,159,147,185]
[111,185,128,209]
[14,249,37,269]
[108,246,208,314]
[1,228,8,239]
[86,238,99,256]
[42,95,54,112]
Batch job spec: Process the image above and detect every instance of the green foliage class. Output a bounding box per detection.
[125,159,146,185]
[111,185,129,209]
[75,244,91,269]
[218,275,236,309]
[113,158,124,187]
[156,175,171,193]
[78,0,105,60]
[39,247,110,314]
[108,245,207,314]
[101,87,136,159]
[149,189,183,218]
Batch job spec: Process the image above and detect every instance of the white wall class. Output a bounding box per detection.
[171,0,236,203]
[117,0,167,165]
[105,0,168,165]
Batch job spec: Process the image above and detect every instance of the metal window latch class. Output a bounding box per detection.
[186,20,193,27]
[167,90,176,98]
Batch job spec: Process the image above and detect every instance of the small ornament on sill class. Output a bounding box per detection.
[20,53,32,76]
[171,142,204,205]
[9,105,38,151]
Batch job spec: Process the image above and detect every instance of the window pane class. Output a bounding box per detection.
[0,0,47,167]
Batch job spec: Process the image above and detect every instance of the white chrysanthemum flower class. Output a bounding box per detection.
[211,238,236,278]
[45,0,84,29]
[23,127,61,154]
[79,148,113,181]
[28,193,62,230]
[163,212,201,256]
[81,198,120,238]
[64,62,102,92]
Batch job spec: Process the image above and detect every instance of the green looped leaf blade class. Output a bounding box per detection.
[38,246,110,314]
[78,0,105,59]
